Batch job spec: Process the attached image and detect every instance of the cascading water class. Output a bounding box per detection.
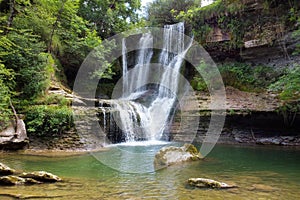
[122,38,128,97]
[101,22,192,144]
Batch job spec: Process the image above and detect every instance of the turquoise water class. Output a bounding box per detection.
[1,144,300,199]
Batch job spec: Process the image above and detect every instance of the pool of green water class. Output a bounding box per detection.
[1,144,300,199]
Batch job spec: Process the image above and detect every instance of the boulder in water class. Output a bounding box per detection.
[154,144,202,169]
[20,171,62,182]
[0,163,15,175]
[188,178,237,189]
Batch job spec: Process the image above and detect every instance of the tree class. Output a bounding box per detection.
[78,0,141,39]
[146,0,196,26]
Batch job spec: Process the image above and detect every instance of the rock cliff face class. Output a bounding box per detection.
[201,0,300,66]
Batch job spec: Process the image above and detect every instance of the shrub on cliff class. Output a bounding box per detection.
[25,105,73,137]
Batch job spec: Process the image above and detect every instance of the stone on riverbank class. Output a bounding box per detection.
[0,175,41,186]
[0,163,62,186]
[188,178,237,189]
[20,171,62,182]
[154,144,202,169]
[0,163,15,175]
[0,119,29,150]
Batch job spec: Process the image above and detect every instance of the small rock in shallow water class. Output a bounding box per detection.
[20,171,62,182]
[188,178,237,189]
[0,163,15,175]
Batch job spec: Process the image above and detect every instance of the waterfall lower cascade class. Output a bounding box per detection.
[100,22,193,144]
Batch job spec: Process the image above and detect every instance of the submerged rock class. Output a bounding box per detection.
[188,178,237,189]
[0,163,15,175]
[20,171,62,182]
[154,144,202,169]
[249,184,277,192]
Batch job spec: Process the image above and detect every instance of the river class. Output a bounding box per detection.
[1,144,300,199]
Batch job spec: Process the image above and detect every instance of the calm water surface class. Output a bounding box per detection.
[0,144,300,199]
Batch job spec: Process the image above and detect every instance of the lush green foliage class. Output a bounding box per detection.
[146,0,196,26]
[78,0,141,39]
[219,63,280,92]
[269,65,300,101]
[191,62,281,92]
[0,0,142,135]
[25,105,74,137]
[0,63,14,130]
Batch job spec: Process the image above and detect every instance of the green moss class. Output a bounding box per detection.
[269,65,300,101]
[184,143,199,155]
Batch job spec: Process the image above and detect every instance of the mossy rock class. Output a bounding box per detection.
[184,143,199,155]
[0,163,15,175]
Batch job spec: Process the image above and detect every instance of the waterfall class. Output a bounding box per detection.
[127,33,153,97]
[101,22,192,143]
[122,38,128,97]
[99,102,106,132]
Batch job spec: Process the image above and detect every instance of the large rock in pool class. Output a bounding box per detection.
[154,144,202,169]
[20,171,62,182]
[0,163,15,175]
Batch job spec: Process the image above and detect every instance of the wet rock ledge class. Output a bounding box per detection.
[0,162,61,186]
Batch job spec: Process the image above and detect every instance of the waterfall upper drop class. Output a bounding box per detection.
[102,22,193,144]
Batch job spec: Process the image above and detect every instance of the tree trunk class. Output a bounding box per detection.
[48,0,67,53]
[5,0,16,34]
